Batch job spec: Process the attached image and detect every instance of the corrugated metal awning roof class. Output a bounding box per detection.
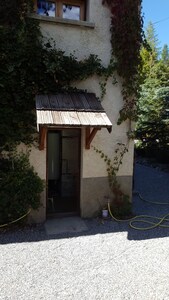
[36,93,112,132]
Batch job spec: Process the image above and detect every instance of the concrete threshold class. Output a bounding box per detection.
[45,216,88,235]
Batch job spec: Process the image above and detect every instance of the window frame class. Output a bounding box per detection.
[34,0,86,21]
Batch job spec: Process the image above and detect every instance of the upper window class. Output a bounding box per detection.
[35,0,85,21]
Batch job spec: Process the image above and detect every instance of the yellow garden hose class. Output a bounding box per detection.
[1,193,169,230]
[108,193,169,230]
[133,191,169,205]
[0,209,31,228]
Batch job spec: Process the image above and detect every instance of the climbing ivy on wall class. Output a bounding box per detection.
[0,0,106,151]
[102,0,145,123]
[0,0,144,151]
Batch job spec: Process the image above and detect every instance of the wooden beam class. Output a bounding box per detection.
[85,127,90,149]
[39,127,47,150]
[85,127,100,149]
[107,126,112,133]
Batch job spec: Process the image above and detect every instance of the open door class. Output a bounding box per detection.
[47,129,80,216]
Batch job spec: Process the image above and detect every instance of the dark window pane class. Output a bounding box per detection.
[37,0,56,17]
[63,4,80,20]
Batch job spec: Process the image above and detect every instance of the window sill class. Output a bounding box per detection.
[29,14,95,29]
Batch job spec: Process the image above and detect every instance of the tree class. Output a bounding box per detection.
[136,80,169,149]
[136,22,169,152]
[145,21,160,57]
[140,22,160,82]
[161,44,169,64]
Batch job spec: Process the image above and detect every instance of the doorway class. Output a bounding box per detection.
[47,129,81,216]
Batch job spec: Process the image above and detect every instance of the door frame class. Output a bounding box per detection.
[46,127,81,217]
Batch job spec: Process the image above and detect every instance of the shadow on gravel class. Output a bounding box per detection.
[1,163,169,244]
[1,210,169,244]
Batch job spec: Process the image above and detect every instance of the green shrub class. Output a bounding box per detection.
[110,196,132,219]
[0,152,44,224]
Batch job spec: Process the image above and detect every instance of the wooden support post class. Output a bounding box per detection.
[39,127,47,150]
[33,0,37,13]
[85,128,90,149]
[107,126,112,133]
[85,127,100,149]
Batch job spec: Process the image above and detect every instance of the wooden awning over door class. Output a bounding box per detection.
[36,93,112,150]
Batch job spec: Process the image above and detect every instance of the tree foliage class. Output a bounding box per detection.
[137,81,169,149]
[0,152,44,224]
[161,44,169,64]
[140,22,160,83]
[103,0,145,123]
[136,22,169,151]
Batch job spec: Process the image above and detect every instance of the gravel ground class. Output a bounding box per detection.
[1,163,169,300]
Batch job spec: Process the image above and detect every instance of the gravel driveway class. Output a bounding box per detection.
[1,163,169,300]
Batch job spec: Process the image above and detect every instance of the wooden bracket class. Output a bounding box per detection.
[107,126,112,133]
[39,127,47,150]
[85,127,100,149]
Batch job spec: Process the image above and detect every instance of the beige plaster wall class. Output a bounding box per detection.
[36,0,134,179]
[80,175,133,218]
[29,142,46,223]
[39,0,111,65]
[76,77,134,179]
[17,140,47,223]
[28,0,135,219]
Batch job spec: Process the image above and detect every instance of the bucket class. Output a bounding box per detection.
[102,209,108,218]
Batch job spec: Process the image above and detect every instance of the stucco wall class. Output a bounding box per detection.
[39,0,111,65]
[17,141,47,223]
[80,176,133,218]
[29,0,134,220]
[76,78,134,179]
[36,0,134,177]
[29,143,46,223]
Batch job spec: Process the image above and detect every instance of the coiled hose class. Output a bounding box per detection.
[108,192,169,230]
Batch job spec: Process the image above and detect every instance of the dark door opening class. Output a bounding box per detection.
[47,129,80,216]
